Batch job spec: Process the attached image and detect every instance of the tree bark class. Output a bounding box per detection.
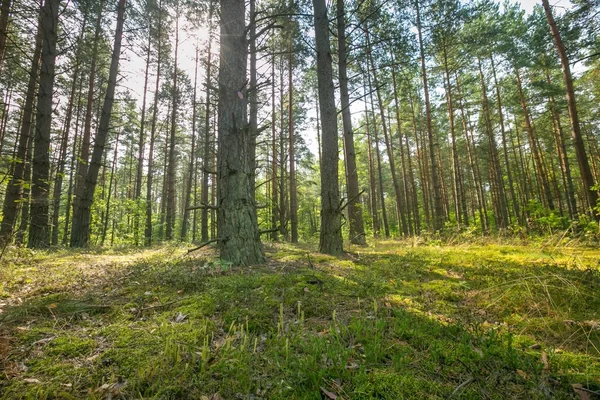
[70,0,126,247]
[337,0,366,245]
[216,0,264,265]
[201,0,214,243]
[313,0,343,255]
[28,0,59,248]
[166,9,179,241]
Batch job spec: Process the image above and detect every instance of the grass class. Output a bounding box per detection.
[0,240,599,399]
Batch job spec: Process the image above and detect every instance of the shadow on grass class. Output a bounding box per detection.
[0,242,598,399]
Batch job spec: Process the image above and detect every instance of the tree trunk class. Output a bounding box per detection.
[28,0,59,248]
[181,46,199,241]
[364,94,380,237]
[70,0,126,247]
[515,69,555,210]
[216,0,264,265]
[166,10,179,241]
[478,58,508,229]
[201,0,214,243]
[542,0,599,218]
[288,42,298,243]
[0,18,42,246]
[271,52,279,241]
[415,0,443,231]
[313,0,343,255]
[101,130,119,246]
[337,0,366,245]
[73,0,104,224]
[134,17,152,245]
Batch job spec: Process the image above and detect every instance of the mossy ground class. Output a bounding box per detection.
[0,240,599,399]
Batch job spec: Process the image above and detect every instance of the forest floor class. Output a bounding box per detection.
[0,239,599,399]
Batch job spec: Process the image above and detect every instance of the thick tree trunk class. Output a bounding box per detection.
[313,0,343,255]
[0,19,42,246]
[337,0,366,245]
[28,0,59,248]
[70,0,126,247]
[216,0,264,265]
[542,0,599,218]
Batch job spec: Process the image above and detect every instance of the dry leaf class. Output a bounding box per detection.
[572,384,592,400]
[516,369,528,379]
[209,393,224,400]
[47,303,57,309]
[23,378,41,384]
[320,386,337,399]
[529,343,541,350]
[541,351,550,371]
[304,287,309,293]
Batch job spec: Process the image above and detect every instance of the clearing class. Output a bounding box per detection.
[0,240,599,399]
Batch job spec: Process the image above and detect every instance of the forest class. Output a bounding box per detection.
[0,0,599,398]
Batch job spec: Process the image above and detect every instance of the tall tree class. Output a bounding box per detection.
[338,0,366,245]
[28,0,60,248]
[313,0,343,255]
[0,12,42,246]
[216,0,264,265]
[542,0,599,219]
[70,0,126,247]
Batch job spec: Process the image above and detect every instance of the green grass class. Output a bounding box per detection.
[0,241,599,399]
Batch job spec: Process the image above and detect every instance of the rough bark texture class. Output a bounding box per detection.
[216,0,264,265]
[542,0,599,218]
[28,0,59,248]
[70,0,126,247]
[0,18,42,246]
[337,0,365,245]
[313,0,343,255]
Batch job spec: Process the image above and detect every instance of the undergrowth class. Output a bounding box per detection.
[0,241,599,399]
